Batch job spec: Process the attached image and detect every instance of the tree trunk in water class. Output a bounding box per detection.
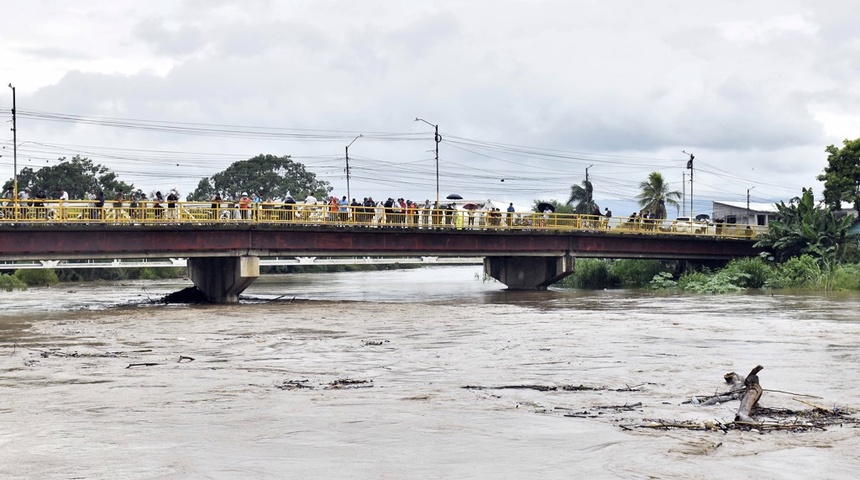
[734,365,764,422]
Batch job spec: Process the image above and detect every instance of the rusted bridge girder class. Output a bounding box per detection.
[0,225,760,301]
[0,225,758,261]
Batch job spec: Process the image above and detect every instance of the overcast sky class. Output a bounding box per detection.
[2,0,858,216]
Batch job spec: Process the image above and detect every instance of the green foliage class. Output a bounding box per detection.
[3,155,135,200]
[773,254,822,289]
[609,259,666,287]
[754,188,856,262]
[720,257,777,288]
[555,259,671,289]
[565,180,598,214]
[531,199,574,214]
[56,267,185,282]
[564,258,614,289]
[137,267,186,280]
[637,171,681,219]
[187,154,332,201]
[0,273,27,291]
[830,263,860,290]
[817,138,860,213]
[14,269,59,287]
[648,271,677,289]
[677,269,745,294]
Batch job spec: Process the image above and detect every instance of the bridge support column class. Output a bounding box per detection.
[188,256,260,303]
[483,255,575,289]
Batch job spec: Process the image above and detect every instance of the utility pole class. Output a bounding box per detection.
[345,134,362,202]
[747,186,755,224]
[8,84,17,204]
[585,164,593,204]
[683,150,694,220]
[415,118,440,207]
[681,171,686,214]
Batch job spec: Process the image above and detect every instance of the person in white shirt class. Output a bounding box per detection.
[59,189,69,219]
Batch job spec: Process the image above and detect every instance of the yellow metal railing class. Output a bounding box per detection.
[0,199,767,239]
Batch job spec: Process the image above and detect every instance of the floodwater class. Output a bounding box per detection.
[1,266,859,479]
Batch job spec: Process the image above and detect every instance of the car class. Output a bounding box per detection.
[673,217,711,234]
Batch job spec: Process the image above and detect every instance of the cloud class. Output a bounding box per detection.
[2,0,858,215]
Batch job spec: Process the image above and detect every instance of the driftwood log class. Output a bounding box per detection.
[734,365,764,422]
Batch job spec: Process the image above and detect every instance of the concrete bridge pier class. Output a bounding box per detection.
[483,255,575,289]
[188,256,260,303]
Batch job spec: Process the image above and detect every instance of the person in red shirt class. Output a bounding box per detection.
[238,192,252,220]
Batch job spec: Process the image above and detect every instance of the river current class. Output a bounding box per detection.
[1,266,859,479]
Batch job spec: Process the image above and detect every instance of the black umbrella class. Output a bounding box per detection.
[446,193,463,200]
[462,203,480,210]
[536,202,555,213]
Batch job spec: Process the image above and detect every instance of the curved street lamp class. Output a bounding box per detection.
[415,117,440,207]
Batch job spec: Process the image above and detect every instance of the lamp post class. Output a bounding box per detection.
[415,117,440,207]
[345,134,362,202]
[8,84,17,203]
[684,150,694,220]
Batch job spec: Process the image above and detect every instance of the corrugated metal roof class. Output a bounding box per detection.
[713,201,779,213]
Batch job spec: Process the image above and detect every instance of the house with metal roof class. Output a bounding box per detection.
[712,201,779,226]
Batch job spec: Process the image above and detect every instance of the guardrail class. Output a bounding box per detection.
[0,199,766,239]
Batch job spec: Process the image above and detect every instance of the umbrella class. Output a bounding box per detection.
[695,214,711,222]
[536,202,555,213]
[462,203,479,210]
[446,193,463,200]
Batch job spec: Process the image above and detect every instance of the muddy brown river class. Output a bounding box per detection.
[1,266,859,479]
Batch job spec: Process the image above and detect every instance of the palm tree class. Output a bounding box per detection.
[636,172,681,219]
[566,180,596,214]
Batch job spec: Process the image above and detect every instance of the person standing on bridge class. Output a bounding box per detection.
[238,192,252,220]
[166,190,179,221]
[210,192,223,220]
[58,189,69,219]
[94,190,105,221]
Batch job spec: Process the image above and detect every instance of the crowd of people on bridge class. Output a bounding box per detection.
[2,186,620,232]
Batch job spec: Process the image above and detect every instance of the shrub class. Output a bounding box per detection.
[560,258,614,289]
[648,271,677,289]
[830,263,860,290]
[777,254,822,289]
[609,259,667,287]
[721,257,777,288]
[14,269,59,287]
[0,273,27,291]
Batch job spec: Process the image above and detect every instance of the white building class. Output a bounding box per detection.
[712,201,778,226]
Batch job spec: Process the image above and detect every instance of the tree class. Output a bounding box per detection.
[636,171,681,219]
[566,180,597,214]
[2,155,135,200]
[531,199,574,214]
[817,138,860,214]
[187,154,331,201]
[754,187,856,262]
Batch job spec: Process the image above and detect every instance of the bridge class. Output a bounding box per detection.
[0,200,763,302]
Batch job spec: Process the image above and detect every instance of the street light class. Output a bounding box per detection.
[8,84,17,202]
[683,150,694,220]
[345,134,362,202]
[415,117,440,207]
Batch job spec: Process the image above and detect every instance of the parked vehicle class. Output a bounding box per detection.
[673,217,712,234]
